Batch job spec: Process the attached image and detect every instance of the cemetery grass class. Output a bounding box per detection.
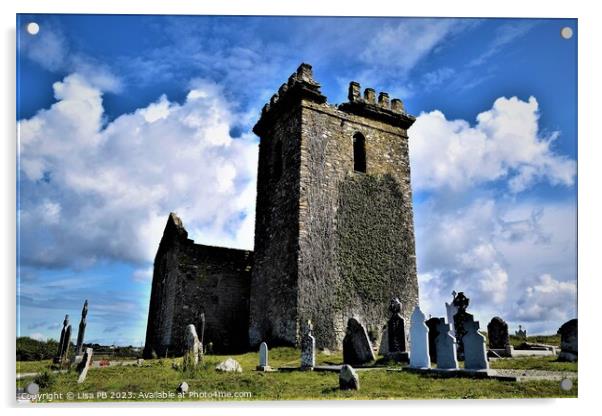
[18,348,577,402]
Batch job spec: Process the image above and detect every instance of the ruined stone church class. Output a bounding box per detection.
[143,63,419,357]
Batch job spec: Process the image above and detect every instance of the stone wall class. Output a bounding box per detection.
[144,214,252,357]
[250,63,419,350]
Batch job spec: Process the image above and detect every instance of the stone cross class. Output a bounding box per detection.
[557,319,577,362]
[515,325,527,339]
[387,298,407,356]
[435,318,458,370]
[76,347,93,384]
[452,291,473,358]
[425,317,440,363]
[487,316,510,350]
[55,314,72,365]
[75,300,88,356]
[300,320,315,370]
[256,342,272,371]
[343,317,375,365]
[409,306,430,369]
[183,324,202,370]
[462,317,489,371]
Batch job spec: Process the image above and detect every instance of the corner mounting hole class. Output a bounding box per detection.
[26,22,40,35]
[560,27,573,40]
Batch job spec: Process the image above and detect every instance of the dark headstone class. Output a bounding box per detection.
[75,300,88,356]
[426,317,441,363]
[387,298,407,354]
[54,314,72,365]
[557,319,577,362]
[487,316,510,349]
[452,292,473,358]
[343,318,375,365]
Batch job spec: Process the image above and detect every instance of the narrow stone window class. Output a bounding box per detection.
[353,133,366,173]
[273,140,283,180]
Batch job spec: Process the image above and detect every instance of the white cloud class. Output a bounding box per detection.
[29,332,47,341]
[18,73,258,268]
[410,96,576,193]
[511,274,577,323]
[416,197,576,334]
[132,267,154,283]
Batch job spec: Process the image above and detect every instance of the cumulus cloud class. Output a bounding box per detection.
[416,197,576,333]
[511,274,577,323]
[18,73,258,269]
[410,96,576,193]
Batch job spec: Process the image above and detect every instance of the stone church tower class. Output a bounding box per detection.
[248,63,418,350]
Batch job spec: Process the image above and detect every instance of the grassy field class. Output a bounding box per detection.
[17,347,577,402]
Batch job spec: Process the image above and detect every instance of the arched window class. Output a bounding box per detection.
[273,140,283,180]
[353,133,366,173]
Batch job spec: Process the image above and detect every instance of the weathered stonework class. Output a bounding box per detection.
[250,63,418,349]
[144,213,252,357]
[145,63,419,354]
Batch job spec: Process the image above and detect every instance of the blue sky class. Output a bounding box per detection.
[17,15,577,345]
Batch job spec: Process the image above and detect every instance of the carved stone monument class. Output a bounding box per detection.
[515,325,527,339]
[54,314,72,365]
[435,318,458,370]
[409,306,430,369]
[445,291,458,337]
[343,317,376,365]
[386,298,408,361]
[300,320,316,370]
[256,342,272,371]
[487,316,510,350]
[452,291,473,358]
[75,300,88,356]
[557,319,577,362]
[463,317,489,371]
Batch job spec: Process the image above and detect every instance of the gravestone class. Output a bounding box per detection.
[301,320,316,370]
[425,317,440,363]
[343,317,376,365]
[463,317,489,371]
[386,298,407,361]
[215,357,243,372]
[339,364,360,390]
[515,325,527,339]
[487,316,510,349]
[256,342,272,371]
[435,318,458,370]
[183,324,202,370]
[76,347,93,384]
[452,292,473,358]
[557,319,578,362]
[409,306,430,369]
[445,291,459,336]
[75,300,88,357]
[54,315,72,365]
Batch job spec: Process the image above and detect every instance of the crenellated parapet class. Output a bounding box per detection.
[254,63,326,136]
[339,81,415,129]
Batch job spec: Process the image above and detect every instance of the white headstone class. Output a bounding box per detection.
[378,326,388,356]
[445,301,458,337]
[301,321,316,370]
[463,319,489,371]
[76,347,93,384]
[435,319,458,370]
[409,306,430,369]
[257,342,272,371]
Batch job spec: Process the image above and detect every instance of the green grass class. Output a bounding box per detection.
[17,359,53,374]
[16,348,577,402]
[490,356,577,372]
[509,334,560,347]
